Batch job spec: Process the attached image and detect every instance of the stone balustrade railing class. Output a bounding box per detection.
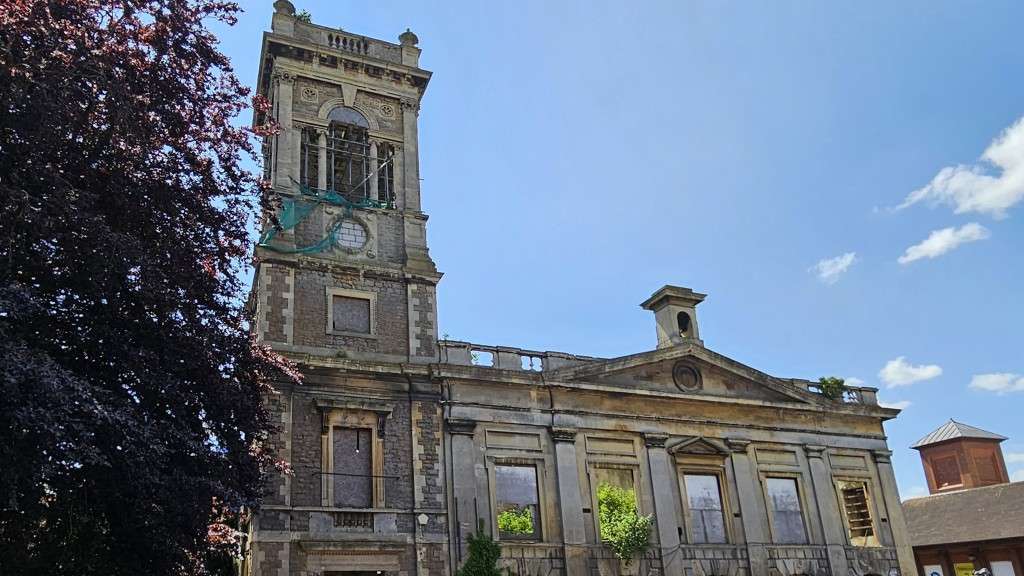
[796,379,880,406]
[437,340,601,373]
[292,20,403,64]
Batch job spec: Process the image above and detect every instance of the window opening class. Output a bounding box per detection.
[376,142,396,206]
[684,474,727,544]
[837,480,877,546]
[765,477,807,544]
[495,465,540,540]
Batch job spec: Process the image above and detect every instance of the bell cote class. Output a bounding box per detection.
[641,285,706,349]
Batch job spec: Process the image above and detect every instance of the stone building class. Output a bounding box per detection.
[904,421,1024,576]
[242,4,917,576]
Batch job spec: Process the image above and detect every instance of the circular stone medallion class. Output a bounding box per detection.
[672,362,702,392]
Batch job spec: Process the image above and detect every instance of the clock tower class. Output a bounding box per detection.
[252,0,439,363]
[245,6,449,576]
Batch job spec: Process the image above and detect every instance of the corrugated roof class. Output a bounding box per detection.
[904,481,1024,546]
[911,419,1007,449]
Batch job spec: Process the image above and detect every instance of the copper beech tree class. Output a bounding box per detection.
[0,1,296,574]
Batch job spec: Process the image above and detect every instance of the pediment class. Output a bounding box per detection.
[667,436,729,456]
[545,343,828,407]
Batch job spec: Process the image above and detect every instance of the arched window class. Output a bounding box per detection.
[327,106,369,128]
[677,311,691,336]
[325,107,370,200]
[298,106,373,199]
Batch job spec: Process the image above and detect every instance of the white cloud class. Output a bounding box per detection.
[845,377,866,387]
[897,116,1024,219]
[969,372,1024,395]
[1005,452,1024,464]
[810,252,857,284]
[878,398,912,410]
[897,223,990,264]
[1012,469,1024,483]
[879,357,943,387]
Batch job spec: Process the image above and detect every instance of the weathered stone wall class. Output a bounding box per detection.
[290,265,409,357]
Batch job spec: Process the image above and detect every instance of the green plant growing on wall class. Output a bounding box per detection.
[457,521,503,576]
[596,483,651,565]
[497,506,534,535]
[817,376,848,400]
[294,9,312,22]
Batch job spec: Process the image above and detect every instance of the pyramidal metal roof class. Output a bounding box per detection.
[912,419,1007,449]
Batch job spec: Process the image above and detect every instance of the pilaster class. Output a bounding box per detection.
[805,445,850,576]
[273,71,296,190]
[401,97,421,211]
[644,433,684,576]
[873,450,918,576]
[551,427,588,576]
[448,419,479,566]
[727,438,769,576]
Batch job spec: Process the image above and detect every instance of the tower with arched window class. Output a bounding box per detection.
[246,3,446,576]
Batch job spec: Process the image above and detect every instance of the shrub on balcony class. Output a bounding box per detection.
[817,376,848,399]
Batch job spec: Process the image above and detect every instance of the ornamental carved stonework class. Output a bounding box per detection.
[672,361,703,392]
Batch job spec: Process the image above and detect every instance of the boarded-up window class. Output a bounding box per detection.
[333,427,372,508]
[933,455,962,488]
[974,452,1001,484]
[332,295,371,334]
[495,465,540,540]
[766,477,807,544]
[837,480,877,546]
[684,474,727,544]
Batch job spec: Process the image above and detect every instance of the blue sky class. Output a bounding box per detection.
[217,1,1024,499]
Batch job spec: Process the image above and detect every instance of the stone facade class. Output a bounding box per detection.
[242,5,917,576]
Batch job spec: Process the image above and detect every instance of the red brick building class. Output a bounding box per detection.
[904,421,1024,576]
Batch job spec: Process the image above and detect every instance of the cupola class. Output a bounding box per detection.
[640,285,706,348]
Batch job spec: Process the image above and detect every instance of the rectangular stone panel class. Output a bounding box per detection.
[585,436,636,456]
[756,449,798,466]
[485,430,542,451]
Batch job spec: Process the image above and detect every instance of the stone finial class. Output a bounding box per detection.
[399,28,419,46]
[273,0,296,15]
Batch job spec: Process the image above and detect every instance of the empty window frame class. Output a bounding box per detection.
[299,126,320,189]
[932,455,962,489]
[592,466,642,542]
[836,480,878,546]
[326,122,370,201]
[494,465,541,540]
[332,427,373,508]
[682,473,728,544]
[376,142,396,205]
[765,477,808,544]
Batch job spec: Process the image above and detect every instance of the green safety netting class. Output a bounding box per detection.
[258,181,390,254]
